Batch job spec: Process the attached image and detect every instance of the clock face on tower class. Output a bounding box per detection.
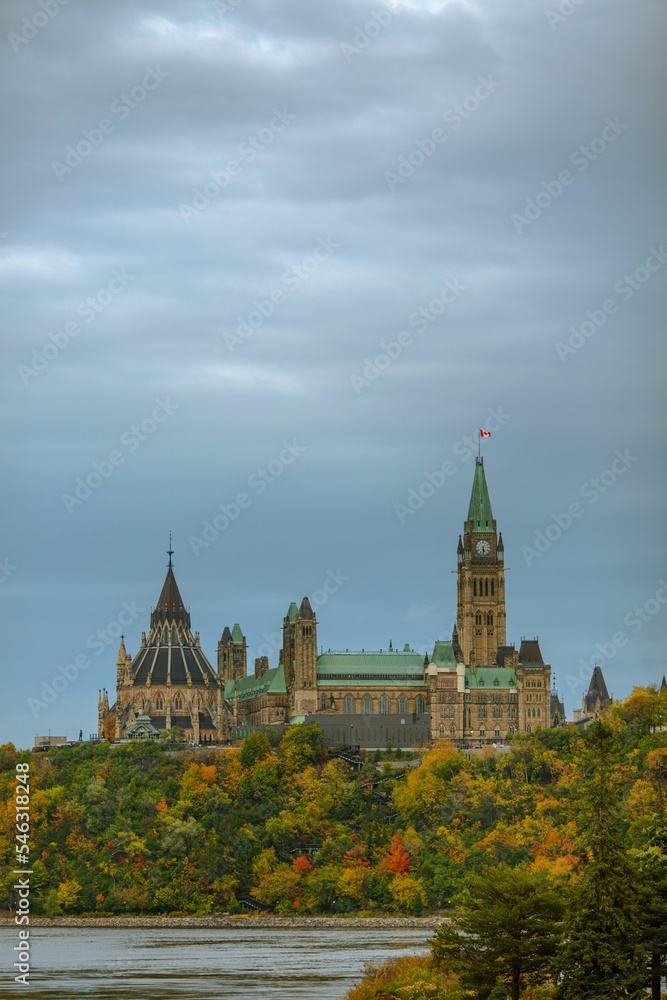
[476,540,491,555]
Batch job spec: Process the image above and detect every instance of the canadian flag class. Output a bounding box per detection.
[479,429,492,438]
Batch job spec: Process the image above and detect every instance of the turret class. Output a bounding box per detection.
[281,597,318,717]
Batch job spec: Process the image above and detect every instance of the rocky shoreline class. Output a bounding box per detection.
[0,915,443,930]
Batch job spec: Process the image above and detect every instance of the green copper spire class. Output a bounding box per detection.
[231,623,244,643]
[467,457,494,532]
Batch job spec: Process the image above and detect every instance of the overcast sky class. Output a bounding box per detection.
[1,0,665,749]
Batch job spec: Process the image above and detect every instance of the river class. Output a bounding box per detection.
[1,925,433,999]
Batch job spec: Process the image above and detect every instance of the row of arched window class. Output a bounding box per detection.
[474,612,494,626]
[145,692,183,712]
[473,579,495,596]
[322,693,426,716]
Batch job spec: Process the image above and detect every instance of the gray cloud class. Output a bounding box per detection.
[1,0,665,745]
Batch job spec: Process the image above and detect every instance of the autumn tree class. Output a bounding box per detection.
[277,724,324,775]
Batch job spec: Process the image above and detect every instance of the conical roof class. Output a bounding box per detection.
[299,596,314,620]
[584,665,611,713]
[131,562,217,688]
[150,567,190,629]
[467,457,494,533]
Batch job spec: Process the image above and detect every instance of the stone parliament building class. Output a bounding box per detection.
[99,456,563,746]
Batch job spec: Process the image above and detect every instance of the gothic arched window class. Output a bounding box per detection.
[380,694,390,714]
[415,695,425,714]
[154,694,164,711]
[473,580,477,596]
[491,580,495,596]
[486,613,493,626]
[475,613,482,626]
[320,694,327,711]
[173,692,183,711]
[398,695,408,715]
[361,695,372,715]
[343,694,355,715]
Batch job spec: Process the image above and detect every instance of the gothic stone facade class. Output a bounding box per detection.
[99,457,556,745]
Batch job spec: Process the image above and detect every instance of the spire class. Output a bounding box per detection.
[231,623,244,643]
[150,565,191,629]
[299,596,314,620]
[584,665,611,713]
[467,457,494,532]
[167,531,174,569]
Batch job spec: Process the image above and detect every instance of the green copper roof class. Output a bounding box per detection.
[287,601,298,623]
[231,623,244,643]
[431,641,457,668]
[317,651,426,687]
[465,667,515,689]
[225,663,287,704]
[467,457,494,533]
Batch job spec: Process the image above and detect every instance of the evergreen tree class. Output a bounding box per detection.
[635,814,667,1000]
[555,722,645,999]
[432,865,564,1000]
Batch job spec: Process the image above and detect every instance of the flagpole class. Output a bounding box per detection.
[478,429,481,462]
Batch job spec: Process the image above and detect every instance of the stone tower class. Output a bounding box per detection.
[456,457,507,666]
[217,623,247,684]
[281,596,318,718]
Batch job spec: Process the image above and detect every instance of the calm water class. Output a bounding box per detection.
[1,926,432,999]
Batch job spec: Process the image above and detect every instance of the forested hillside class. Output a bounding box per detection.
[1,686,665,937]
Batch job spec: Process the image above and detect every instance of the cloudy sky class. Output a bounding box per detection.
[1,0,665,749]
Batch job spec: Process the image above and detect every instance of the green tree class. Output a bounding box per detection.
[635,814,667,1000]
[239,731,271,769]
[555,722,645,999]
[433,865,564,1000]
